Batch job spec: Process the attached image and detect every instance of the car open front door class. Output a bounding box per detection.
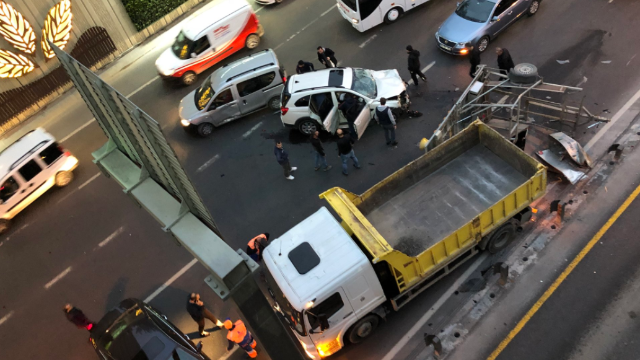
[354,101,374,139]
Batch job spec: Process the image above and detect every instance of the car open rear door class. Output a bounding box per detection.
[354,101,374,139]
[322,105,340,134]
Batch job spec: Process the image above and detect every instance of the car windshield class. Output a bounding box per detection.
[341,0,357,11]
[194,77,215,111]
[171,31,194,60]
[351,69,377,99]
[455,0,495,23]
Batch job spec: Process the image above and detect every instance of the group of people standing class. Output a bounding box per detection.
[297,46,339,74]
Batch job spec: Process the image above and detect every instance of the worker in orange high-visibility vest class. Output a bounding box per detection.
[246,233,270,262]
[224,319,257,358]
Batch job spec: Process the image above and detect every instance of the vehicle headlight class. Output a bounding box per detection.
[351,18,359,24]
[160,68,174,76]
[435,31,439,39]
[180,119,191,127]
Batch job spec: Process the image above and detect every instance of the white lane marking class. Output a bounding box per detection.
[144,258,199,303]
[359,34,377,49]
[0,311,14,326]
[98,226,125,248]
[408,61,436,85]
[585,85,640,151]
[78,172,101,190]
[273,4,335,51]
[197,154,220,173]
[380,254,487,360]
[627,54,636,66]
[242,122,264,139]
[321,4,337,17]
[128,77,159,98]
[60,118,96,143]
[44,266,72,289]
[576,76,588,87]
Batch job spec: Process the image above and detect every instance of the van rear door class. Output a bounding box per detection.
[237,71,280,114]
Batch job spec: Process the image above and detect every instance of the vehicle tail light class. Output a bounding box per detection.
[282,76,287,83]
[86,323,93,330]
[64,151,71,157]
[281,107,289,115]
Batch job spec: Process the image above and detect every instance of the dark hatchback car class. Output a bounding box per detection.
[90,298,211,360]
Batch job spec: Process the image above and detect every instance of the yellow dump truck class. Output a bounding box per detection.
[262,121,546,358]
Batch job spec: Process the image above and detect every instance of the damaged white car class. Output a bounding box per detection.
[279,67,410,136]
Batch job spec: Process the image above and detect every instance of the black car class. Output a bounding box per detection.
[90,298,211,360]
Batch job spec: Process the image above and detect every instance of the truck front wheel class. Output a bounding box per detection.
[486,223,516,254]
[346,315,379,344]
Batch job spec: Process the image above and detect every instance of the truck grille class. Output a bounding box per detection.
[439,36,456,47]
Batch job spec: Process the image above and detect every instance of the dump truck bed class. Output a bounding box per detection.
[367,144,528,256]
[321,121,546,306]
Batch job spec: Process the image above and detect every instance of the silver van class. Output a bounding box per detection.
[178,49,285,137]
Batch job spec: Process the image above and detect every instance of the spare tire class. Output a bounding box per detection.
[508,63,538,85]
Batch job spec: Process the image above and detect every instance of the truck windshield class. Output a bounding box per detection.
[351,69,377,99]
[341,0,357,11]
[455,0,495,23]
[194,77,214,111]
[263,268,306,336]
[172,31,194,60]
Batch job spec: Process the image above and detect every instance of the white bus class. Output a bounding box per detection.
[336,0,431,32]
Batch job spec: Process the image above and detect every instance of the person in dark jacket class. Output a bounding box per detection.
[274,141,297,180]
[317,46,338,68]
[246,233,270,262]
[336,129,360,176]
[496,47,515,74]
[310,131,332,171]
[406,45,427,85]
[296,60,315,74]
[187,293,223,337]
[338,93,359,140]
[374,98,398,146]
[64,304,94,330]
[469,47,481,78]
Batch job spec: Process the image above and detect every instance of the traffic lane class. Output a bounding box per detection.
[494,195,640,360]
[0,180,198,360]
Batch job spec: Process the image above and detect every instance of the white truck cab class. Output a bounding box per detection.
[262,207,386,358]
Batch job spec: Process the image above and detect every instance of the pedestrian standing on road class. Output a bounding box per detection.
[317,46,338,68]
[469,47,481,78]
[336,129,360,176]
[274,140,297,180]
[406,45,427,85]
[63,304,94,331]
[496,47,515,74]
[187,293,224,337]
[246,233,270,262]
[338,93,359,140]
[225,319,258,358]
[375,98,398,147]
[296,60,315,74]
[310,131,332,172]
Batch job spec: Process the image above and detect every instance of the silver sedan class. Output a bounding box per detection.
[435,0,541,55]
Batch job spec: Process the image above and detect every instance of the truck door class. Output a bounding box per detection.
[306,290,356,345]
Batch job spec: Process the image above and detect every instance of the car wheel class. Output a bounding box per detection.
[197,123,215,137]
[55,171,74,187]
[476,36,490,53]
[384,7,403,24]
[508,63,538,84]
[527,0,540,16]
[347,315,379,344]
[0,219,10,234]
[245,34,260,49]
[181,71,197,86]
[298,118,318,135]
[268,96,281,110]
[486,223,516,254]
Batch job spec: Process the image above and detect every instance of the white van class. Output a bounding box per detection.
[155,0,264,86]
[0,129,78,233]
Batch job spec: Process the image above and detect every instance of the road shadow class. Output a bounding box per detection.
[105,277,129,311]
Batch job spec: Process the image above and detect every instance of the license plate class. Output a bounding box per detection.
[439,44,452,51]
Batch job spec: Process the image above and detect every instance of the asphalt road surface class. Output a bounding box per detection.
[2,0,640,359]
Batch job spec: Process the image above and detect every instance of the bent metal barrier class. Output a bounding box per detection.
[50,42,305,360]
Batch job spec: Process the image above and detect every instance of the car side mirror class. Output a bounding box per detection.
[319,314,330,331]
[491,16,499,22]
[196,341,203,353]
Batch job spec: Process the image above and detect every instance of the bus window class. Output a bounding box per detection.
[359,0,383,19]
[342,0,357,12]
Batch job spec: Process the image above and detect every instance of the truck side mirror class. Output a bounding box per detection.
[319,314,330,331]
[196,341,203,353]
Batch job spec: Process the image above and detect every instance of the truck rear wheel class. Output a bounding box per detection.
[346,315,379,344]
[486,223,516,254]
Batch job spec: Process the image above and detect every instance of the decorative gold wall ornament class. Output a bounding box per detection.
[0,48,35,78]
[41,0,73,59]
[0,1,36,54]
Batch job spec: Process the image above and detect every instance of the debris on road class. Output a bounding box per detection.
[556,60,570,64]
[601,60,612,64]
